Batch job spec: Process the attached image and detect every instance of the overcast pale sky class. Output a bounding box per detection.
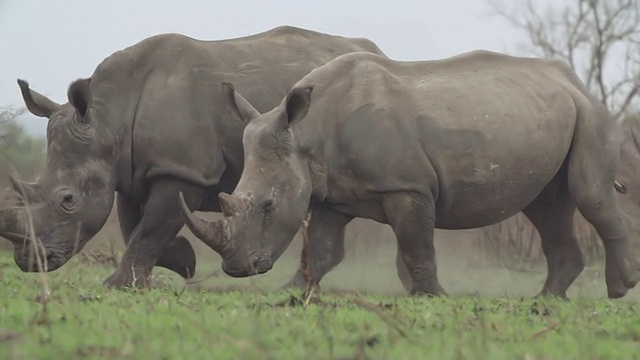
[0,0,560,136]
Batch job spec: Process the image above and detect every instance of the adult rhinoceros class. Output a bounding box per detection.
[179,50,640,299]
[0,26,387,289]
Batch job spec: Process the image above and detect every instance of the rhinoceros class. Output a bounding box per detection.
[179,50,640,299]
[0,26,387,289]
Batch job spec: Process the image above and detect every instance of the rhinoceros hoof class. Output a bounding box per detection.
[606,269,638,299]
[607,286,629,299]
[102,268,150,290]
[533,290,569,301]
[409,285,448,297]
[623,263,640,289]
[156,235,197,279]
[278,275,321,294]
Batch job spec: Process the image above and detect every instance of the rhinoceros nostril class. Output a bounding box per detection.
[43,249,55,263]
[248,255,260,274]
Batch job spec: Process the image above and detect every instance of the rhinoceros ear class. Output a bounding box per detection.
[221,82,260,124]
[16,79,61,118]
[283,86,313,128]
[67,78,92,119]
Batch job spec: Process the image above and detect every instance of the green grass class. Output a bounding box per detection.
[1,251,640,360]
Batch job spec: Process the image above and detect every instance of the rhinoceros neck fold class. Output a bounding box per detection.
[87,80,139,194]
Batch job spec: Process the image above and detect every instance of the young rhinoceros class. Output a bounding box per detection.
[0,26,387,289]
[179,50,639,299]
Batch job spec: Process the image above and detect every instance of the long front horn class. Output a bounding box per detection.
[8,173,37,202]
[178,192,230,255]
[0,206,28,244]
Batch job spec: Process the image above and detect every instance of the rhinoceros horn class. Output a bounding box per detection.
[9,173,37,203]
[0,206,27,244]
[178,192,230,255]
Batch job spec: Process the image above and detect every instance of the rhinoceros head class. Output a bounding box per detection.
[0,79,116,272]
[179,82,314,277]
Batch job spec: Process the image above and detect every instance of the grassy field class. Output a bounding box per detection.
[2,227,640,360]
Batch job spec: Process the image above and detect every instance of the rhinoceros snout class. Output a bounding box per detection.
[14,244,66,273]
[221,254,273,278]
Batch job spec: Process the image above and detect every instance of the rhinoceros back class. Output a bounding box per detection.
[88,26,386,192]
[288,50,599,229]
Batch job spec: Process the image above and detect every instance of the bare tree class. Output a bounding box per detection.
[0,106,25,123]
[0,106,45,185]
[490,0,640,120]
[0,106,26,142]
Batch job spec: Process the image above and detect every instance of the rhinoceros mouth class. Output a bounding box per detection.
[221,255,274,278]
[221,265,272,278]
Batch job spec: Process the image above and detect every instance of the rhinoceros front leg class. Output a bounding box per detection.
[395,244,413,293]
[382,191,446,296]
[282,203,353,291]
[522,180,584,299]
[104,179,205,289]
[116,193,196,280]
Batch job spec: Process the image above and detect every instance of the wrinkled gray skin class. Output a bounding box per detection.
[0,26,387,289]
[180,50,640,299]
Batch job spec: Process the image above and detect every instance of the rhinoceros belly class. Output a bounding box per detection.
[329,64,581,230]
[429,117,575,229]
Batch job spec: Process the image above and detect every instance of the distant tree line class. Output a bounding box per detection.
[0,107,46,187]
[0,107,46,249]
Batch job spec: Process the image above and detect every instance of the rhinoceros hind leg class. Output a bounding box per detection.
[105,180,205,289]
[116,193,197,280]
[116,192,141,247]
[280,204,353,292]
[156,236,196,279]
[522,177,584,300]
[383,191,446,296]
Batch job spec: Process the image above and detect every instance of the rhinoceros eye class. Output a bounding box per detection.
[56,190,78,213]
[261,199,274,216]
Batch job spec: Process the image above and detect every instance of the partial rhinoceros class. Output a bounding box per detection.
[0,26,387,289]
[179,50,639,299]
